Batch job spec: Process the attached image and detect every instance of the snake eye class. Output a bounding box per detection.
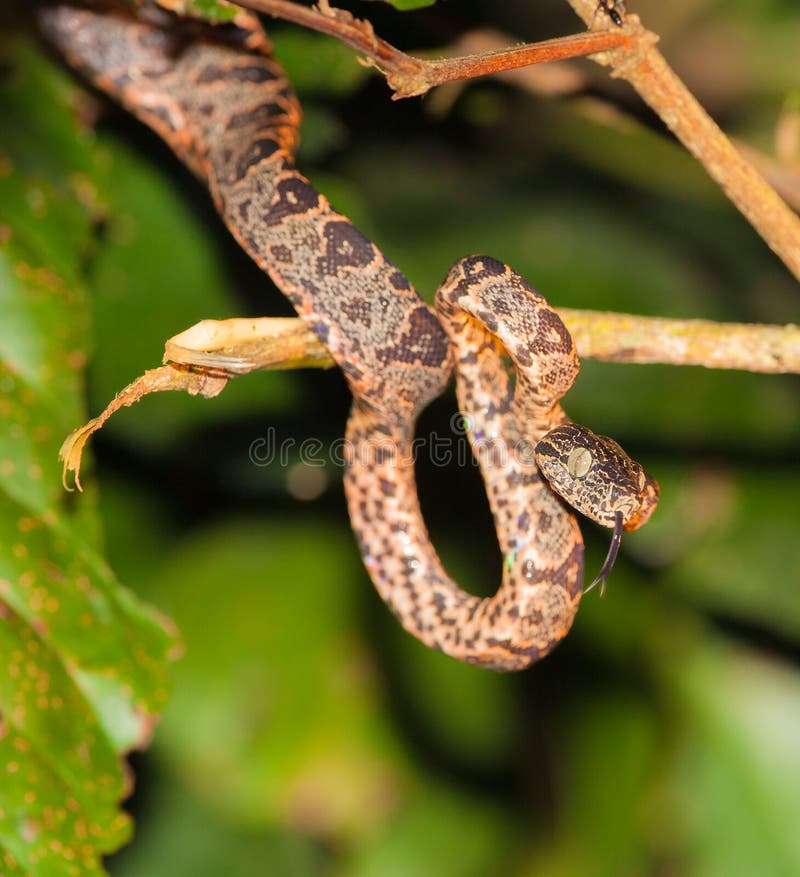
[567,446,592,478]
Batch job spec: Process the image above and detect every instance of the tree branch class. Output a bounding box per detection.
[558,309,800,373]
[161,313,800,375]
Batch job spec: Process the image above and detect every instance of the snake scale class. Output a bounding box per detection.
[42,1,659,671]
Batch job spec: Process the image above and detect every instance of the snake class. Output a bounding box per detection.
[41,0,659,671]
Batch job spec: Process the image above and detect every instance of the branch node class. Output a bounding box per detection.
[607,22,659,78]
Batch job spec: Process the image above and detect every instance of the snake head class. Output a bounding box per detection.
[535,423,659,594]
[534,423,659,532]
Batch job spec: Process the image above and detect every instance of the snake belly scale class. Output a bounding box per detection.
[42,1,659,671]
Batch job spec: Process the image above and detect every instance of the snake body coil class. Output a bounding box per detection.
[42,2,658,671]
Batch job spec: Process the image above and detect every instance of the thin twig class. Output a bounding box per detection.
[228,0,630,98]
[563,0,800,281]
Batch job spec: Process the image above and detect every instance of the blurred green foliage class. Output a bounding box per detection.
[1,1,799,875]
[0,32,178,876]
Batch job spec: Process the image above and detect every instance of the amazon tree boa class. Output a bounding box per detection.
[41,0,658,671]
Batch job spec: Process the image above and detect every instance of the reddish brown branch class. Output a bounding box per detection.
[404,31,630,96]
[228,0,630,98]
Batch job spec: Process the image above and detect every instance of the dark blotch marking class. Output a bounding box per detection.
[507,471,526,489]
[195,63,226,84]
[475,309,498,333]
[110,71,133,91]
[197,63,277,85]
[277,83,296,103]
[285,289,303,308]
[341,298,373,328]
[237,198,252,225]
[270,243,292,263]
[376,306,449,369]
[489,293,512,316]
[374,446,394,465]
[142,102,177,132]
[532,309,573,355]
[379,478,396,498]
[228,104,277,132]
[318,222,375,274]
[509,273,543,302]
[462,255,506,279]
[300,277,321,297]
[232,136,280,181]
[514,345,532,367]
[341,359,364,382]
[534,437,557,460]
[264,175,320,225]
[138,29,175,52]
[389,270,411,291]
[229,102,288,133]
[537,510,553,533]
[484,636,542,659]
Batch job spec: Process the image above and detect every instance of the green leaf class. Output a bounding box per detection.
[0,34,178,874]
[182,0,240,22]
[0,608,131,874]
[363,0,437,9]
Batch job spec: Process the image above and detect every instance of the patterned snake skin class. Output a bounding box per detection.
[42,1,659,671]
